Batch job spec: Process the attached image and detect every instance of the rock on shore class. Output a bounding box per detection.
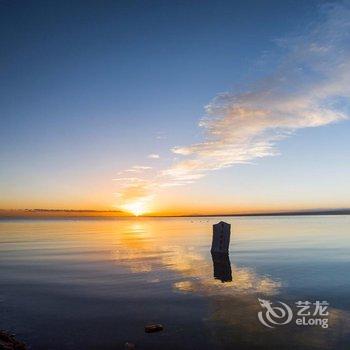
[0,331,27,350]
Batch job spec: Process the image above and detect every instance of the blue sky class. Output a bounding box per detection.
[1,0,349,213]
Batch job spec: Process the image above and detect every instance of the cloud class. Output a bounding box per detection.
[148,153,160,159]
[116,165,153,175]
[167,3,349,182]
[112,177,146,183]
[114,2,350,212]
[132,165,152,170]
[156,131,166,140]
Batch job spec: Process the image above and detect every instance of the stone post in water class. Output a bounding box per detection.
[211,221,231,253]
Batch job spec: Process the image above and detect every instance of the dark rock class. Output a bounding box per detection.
[0,330,27,350]
[144,324,163,333]
[124,342,136,349]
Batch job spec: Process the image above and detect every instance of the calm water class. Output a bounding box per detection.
[1,216,350,349]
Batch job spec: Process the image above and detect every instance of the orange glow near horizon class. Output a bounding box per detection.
[1,201,348,218]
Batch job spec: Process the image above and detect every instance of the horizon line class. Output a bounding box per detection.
[1,208,350,218]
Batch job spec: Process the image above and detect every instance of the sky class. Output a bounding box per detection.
[1,0,350,215]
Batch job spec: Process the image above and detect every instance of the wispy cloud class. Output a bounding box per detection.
[148,154,160,159]
[156,131,166,140]
[116,165,152,175]
[114,2,350,212]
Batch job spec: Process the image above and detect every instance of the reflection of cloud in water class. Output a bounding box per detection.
[113,247,161,274]
[160,246,281,295]
[110,221,350,349]
[173,280,194,292]
[171,263,281,296]
[111,223,281,296]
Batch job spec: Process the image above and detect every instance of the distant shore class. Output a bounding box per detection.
[176,209,350,217]
[0,208,349,219]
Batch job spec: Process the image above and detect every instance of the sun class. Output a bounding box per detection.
[121,201,147,216]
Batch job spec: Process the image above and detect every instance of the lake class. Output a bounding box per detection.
[1,216,350,349]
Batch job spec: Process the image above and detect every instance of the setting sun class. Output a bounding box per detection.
[121,201,148,216]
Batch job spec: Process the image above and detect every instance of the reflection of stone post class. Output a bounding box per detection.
[211,252,232,282]
[211,221,231,253]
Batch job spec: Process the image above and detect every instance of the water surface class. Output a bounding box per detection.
[1,216,350,349]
